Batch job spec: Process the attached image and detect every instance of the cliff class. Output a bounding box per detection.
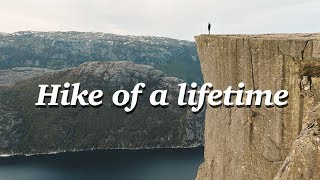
[274,104,320,180]
[195,34,320,179]
[0,61,204,155]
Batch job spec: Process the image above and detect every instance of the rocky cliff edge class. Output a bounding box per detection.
[195,34,320,180]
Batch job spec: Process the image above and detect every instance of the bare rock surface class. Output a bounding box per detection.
[274,104,320,180]
[195,34,320,180]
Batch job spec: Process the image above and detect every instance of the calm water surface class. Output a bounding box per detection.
[0,147,203,180]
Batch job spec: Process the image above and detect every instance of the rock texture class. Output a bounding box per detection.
[195,34,320,179]
[274,104,320,180]
[0,61,204,155]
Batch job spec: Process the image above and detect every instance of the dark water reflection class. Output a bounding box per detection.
[0,147,203,180]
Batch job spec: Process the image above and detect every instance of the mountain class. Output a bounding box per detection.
[0,67,54,87]
[0,61,204,156]
[0,31,203,83]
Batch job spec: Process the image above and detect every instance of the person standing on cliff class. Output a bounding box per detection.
[208,22,211,34]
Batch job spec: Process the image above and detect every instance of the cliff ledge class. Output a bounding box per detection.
[195,34,320,180]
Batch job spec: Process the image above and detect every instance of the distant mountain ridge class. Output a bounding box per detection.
[0,31,202,83]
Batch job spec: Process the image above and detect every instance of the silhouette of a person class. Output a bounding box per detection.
[208,23,211,34]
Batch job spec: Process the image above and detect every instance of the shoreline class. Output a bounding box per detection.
[0,145,204,158]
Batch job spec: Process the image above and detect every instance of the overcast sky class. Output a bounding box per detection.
[0,0,319,40]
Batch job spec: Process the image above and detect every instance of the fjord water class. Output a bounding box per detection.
[0,147,203,180]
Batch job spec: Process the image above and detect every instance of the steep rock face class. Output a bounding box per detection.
[0,31,202,83]
[0,61,204,155]
[274,104,320,180]
[195,34,320,179]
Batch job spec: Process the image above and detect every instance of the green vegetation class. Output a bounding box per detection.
[0,63,203,154]
[157,54,203,84]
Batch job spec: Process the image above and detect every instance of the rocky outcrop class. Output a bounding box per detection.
[0,61,204,155]
[274,104,320,180]
[195,34,320,179]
